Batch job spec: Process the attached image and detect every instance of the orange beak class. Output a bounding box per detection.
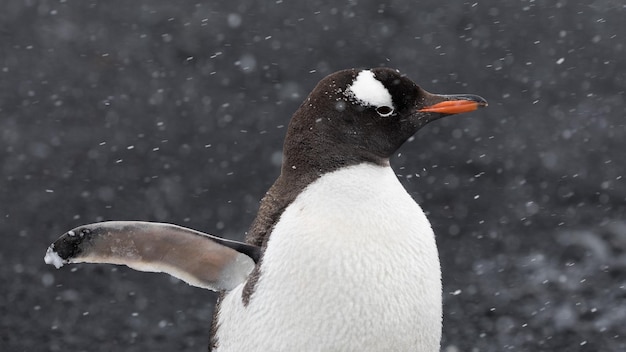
[419,95,488,114]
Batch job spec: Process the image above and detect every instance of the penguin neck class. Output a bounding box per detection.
[280,138,390,178]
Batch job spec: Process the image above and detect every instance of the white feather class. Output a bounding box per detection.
[215,163,442,351]
[346,70,394,108]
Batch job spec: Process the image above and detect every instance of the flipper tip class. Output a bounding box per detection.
[44,245,66,269]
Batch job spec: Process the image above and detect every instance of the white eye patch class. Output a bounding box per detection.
[346,70,394,109]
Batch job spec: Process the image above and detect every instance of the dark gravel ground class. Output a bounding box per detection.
[2,1,625,351]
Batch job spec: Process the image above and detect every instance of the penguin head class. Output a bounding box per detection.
[284,68,487,169]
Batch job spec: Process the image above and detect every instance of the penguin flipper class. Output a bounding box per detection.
[44,221,260,291]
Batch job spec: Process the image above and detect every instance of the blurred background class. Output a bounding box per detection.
[1,0,624,351]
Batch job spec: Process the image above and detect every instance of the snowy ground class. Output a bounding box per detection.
[2,1,625,351]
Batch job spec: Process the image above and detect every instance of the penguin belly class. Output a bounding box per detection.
[214,163,442,352]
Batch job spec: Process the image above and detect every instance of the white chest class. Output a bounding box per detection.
[215,163,442,352]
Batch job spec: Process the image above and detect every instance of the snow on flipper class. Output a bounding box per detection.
[44,245,65,269]
[44,221,261,291]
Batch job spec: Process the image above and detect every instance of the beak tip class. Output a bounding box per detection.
[476,96,488,107]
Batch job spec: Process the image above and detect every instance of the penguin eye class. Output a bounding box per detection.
[376,106,394,117]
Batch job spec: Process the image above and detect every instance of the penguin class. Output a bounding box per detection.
[45,67,487,351]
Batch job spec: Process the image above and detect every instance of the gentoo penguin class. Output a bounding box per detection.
[45,68,487,351]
